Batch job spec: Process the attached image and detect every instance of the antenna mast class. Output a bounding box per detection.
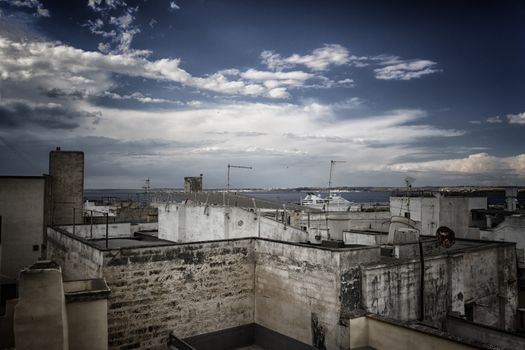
[326,160,346,213]
[142,177,151,203]
[404,176,415,218]
[328,160,346,195]
[227,164,252,193]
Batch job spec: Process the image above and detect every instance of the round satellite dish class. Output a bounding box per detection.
[436,226,455,248]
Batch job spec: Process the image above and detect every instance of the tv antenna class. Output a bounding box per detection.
[227,164,252,192]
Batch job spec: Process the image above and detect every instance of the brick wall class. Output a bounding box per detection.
[101,239,255,350]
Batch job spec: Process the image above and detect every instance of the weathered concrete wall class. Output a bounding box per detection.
[343,231,387,246]
[350,316,479,350]
[457,245,517,330]
[14,264,68,350]
[390,195,487,238]
[258,213,309,242]
[327,211,391,239]
[0,177,46,278]
[254,239,342,349]
[158,204,307,243]
[446,315,525,350]
[361,244,517,330]
[439,197,487,239]
[390,196,439,236]
[254,240,380,350]
[47,227,104,280]
[58,223,132,240]
[480,215,525,267]
[102,239,255,350]
[361,260,424,323]
[49,149,84,225]
[67,299,108,350]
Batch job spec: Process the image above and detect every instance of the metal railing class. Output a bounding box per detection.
[72,207,110,248]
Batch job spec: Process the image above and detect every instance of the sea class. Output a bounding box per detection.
[84,189,524,206]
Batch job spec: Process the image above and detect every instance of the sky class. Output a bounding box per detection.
[0,0,524,189]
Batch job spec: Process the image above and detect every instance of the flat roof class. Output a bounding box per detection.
[89,237,175,249]
[50,225,377,252]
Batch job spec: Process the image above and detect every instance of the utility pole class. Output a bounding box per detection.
[227,164,252,193]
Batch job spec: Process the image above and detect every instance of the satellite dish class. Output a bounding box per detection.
[404,176,416,188]
[436,226,455,248]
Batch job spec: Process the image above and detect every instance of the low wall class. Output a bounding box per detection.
[446,315,525,350]
[131,222,158,234]
[58,223,132,239]
[102,239,255,350]
[158,204,307,243]
[343,231,386,246]
[350,316,480,350]
[47,227,104,280]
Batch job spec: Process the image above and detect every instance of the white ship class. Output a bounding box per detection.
[301,160,354,211]
[301,192,352,211]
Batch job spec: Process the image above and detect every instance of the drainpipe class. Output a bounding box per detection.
[419,237,425,321]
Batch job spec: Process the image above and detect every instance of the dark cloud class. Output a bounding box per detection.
[42,88,86,100]
[0,100,100,129]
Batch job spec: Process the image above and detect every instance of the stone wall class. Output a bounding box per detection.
[47,227,104,280]
[49,150,84,226]
[101,239,255,350]
[46,226,517,349]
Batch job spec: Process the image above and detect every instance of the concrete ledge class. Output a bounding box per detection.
[63,278,110,303]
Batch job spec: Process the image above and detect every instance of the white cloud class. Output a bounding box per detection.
[88,0,124,12]
[170,2,180,10]
[486,115,502,123]
[374,58,440,80]
[0,36,315,99]
[0,0,50,17]
[85,2,144,55]
[260,45,440,82]
[44,101,464,187]
[507,112,525,124]
[390,153,525,175]
[261,44,351,71]
[102,91,181,104]
[85,103,462,161]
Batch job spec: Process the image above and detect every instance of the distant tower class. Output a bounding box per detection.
[49,147,84,225]
[184,174,203,193]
